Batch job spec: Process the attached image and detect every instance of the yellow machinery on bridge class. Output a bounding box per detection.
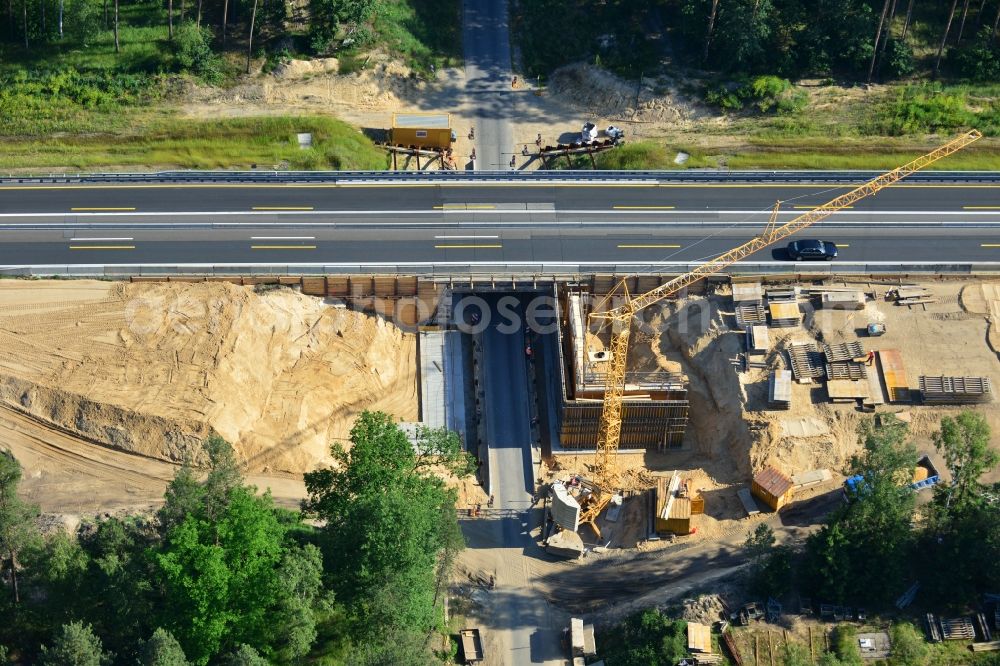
[579,130,982,537]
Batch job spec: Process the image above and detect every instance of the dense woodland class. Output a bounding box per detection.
[517,0,1000,82]
[0,412,474,665]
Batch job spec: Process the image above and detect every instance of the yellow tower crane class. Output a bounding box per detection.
[579,130,982,537]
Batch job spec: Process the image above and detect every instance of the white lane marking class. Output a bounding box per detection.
[433,235,501,239]
[4,209,1000,218]
[69,237,134,241]
[7,260,1000,269]
[250,236,316,240]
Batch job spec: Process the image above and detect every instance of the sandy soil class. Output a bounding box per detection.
[0,280,418,511]
[179,57,709,167]
[542,279,1000,556]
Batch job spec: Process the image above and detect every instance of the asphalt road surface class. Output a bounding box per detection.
[2,180,1000,268]
[472,294,564,665]
[463,0,515,170]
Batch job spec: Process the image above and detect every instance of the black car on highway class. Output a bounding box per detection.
[786,239,838,261]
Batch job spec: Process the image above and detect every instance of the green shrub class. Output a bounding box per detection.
[889,622,929,666]
[830,625,863,666]
[173,23,225,84]
[598,610,687,666]
[870,85,977,135]
[705,76,806,115]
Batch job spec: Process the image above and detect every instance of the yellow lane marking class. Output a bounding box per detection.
[964,206,1000,209]
[434,244,503,249]
[433,204,497,209]
[613,205,675,210]
[252,206,314,210]
[794,205,853,209]
[617,244,682,249]
[0,183,997,191]
[981,244,1000,247]
[250,245,317,250]
[70,207,136,211]
[838,244,850,248]
[69,245,135,250]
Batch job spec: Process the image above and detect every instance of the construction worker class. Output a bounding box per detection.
[469,126,475,140]
[510,155,516,168]
[522,144,529,156]
[866,350,875,366]
[535,133,542,147]
[512,76,518,88]
[488,494,494,508]
[470,147,476,161]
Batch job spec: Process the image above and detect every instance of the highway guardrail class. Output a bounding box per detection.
[3,170,1000,184]
[3,262,1000,277]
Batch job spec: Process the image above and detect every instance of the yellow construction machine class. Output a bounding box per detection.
[578,131,982,538]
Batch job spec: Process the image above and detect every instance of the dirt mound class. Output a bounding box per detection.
[0,375,212,463]
[273,57,340,79]
[547,64,703,124]
[0,280,417,474]
[681,594,728,625]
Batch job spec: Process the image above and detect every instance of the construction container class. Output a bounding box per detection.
[391,113,453,149]
[751,465,795,511]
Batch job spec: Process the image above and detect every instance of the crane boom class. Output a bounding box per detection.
[578,131,982,535]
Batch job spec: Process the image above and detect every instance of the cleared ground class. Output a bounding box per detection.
[0,279,417,512]
[457,276,1000,630]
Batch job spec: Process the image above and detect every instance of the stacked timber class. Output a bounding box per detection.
[919,376,993,404]
[890,285,936,306]
[769,370,792,409]
[768,301,801,328]
[746,325,770,355]
[877,350,911,402]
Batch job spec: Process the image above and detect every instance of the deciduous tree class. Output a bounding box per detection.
[0,450,40,604]
[303,412,469,639]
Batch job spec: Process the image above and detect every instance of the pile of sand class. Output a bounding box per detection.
[547,64,704,124]
[0,280,417,474]
[272,57,340,79]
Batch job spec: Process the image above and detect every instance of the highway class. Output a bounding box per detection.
[463,0,515,170]
[2,178,1000,270]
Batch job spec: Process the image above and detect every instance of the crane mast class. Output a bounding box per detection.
[579,130,982,536]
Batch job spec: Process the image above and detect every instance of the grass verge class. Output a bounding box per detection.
[576,138,1000,171]
[0,115,389,171]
